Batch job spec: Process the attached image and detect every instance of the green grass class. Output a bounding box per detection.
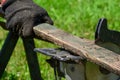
[0,0,120,80]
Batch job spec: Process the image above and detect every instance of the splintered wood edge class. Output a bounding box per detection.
[33,23,120,75]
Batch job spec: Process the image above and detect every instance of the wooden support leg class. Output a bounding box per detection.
[0,32,19,78]
[22,38,43,80]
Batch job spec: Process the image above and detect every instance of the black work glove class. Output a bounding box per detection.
[2,0,53,38]
[0,7,6,29]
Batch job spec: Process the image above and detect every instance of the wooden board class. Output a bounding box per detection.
[33,23,120,75]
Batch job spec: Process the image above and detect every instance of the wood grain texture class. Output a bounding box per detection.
[33,23,120,75]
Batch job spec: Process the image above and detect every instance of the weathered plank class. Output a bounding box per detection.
[33,23,120,75]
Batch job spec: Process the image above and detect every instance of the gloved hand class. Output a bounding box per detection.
[1,0,53,38]
[0,6,6,29]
